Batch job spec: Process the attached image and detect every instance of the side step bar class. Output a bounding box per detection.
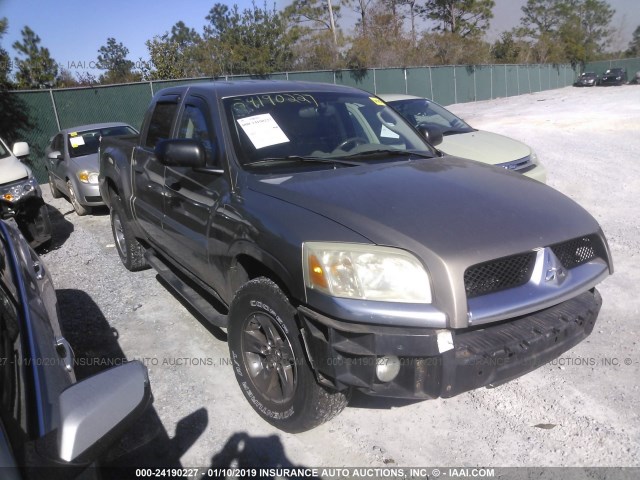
[145,250,228,328]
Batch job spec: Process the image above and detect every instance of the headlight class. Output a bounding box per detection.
[0,176,39,202]
[302,242,432,303]
[77,170,99,184]
[530,150,539,165]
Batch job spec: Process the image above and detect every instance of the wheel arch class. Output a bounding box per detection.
[232,252,296,304]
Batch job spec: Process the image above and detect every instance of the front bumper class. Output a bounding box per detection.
[299,289,601,398]
[76,182,104,206]
[523,163,546,183]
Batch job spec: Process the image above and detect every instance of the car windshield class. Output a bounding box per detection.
[581,73,596,78]
[387,98,474,136]
[605,69,621,74]
[67,125,137,158]
[223,91,437,168]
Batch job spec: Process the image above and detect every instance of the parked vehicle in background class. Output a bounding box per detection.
[100,81,611,433]
[0,137,52,249]
[0,200,152,479]
[379,94,546,182]
[574,72,599,87]
[634,71,640,84]
[46,123,138,215]
[599,68,627,86]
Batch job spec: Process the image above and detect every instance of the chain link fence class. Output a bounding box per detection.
[4,62,584,183]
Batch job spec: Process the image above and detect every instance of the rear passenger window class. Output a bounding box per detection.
[145,102,178,148]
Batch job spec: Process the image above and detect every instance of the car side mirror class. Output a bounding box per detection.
[417,123,443,146]
[57,361,151,462]
[12,142,30,158]
[48,150,63,161]
[155,139,207,168]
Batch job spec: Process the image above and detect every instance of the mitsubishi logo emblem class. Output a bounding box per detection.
[544,249,567,284]
[545,266,566,282]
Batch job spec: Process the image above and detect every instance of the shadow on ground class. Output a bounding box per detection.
[36,204,74,252]
[56,289,208,477]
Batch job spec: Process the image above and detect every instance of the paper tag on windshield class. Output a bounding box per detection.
[380,124,400,139]
[370,97,385,106]
[237,114,289,149]
[69,136,85,148]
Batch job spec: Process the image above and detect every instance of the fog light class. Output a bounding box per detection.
[376,355,401,383]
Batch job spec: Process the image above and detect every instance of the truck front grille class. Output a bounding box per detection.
[464,234,606,299]
[464,252,537,298]
[551,235,600,269]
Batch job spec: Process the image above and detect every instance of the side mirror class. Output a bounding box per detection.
[155,139,207,167]
[48,150,63,161]
[417,124,443,147]
[12,142,30,158]
[57,361,151,462]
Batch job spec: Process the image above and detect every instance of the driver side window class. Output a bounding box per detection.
[53,134,64,153]
[177,104,216,166]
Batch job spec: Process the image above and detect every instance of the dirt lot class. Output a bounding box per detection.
[39,84,639,471]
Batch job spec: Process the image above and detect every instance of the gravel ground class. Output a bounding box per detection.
[38,84,639,473]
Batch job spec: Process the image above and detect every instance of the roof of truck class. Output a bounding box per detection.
[154,80,367,99]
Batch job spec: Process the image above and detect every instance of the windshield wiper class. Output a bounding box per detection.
[244,155,362,168]
[338,149,435,160]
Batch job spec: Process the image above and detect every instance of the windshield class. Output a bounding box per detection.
[67,125,137,158]
[223,91,436,168]
[387,98,474,135]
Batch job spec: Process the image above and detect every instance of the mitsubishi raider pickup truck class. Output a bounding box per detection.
[99,80,612,433]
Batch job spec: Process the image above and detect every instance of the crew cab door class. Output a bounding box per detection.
[132,99,180,245]
[161,96,230,289]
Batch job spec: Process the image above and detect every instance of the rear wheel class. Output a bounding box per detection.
[228,277,349,432]
[66,180,89,216]
[48,172,62,199]
[110,193,148,271]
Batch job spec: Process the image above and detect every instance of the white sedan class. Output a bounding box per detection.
[379,94,546,183]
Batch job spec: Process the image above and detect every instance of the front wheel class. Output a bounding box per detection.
[228,277,349,432]
[66,180,89,216]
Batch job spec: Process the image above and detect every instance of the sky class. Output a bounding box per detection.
[1,0,638,79]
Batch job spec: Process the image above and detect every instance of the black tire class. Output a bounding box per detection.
[66,180,89,216]
[228,277,349,432]
[48,172,62,199]
[110,193,148,271]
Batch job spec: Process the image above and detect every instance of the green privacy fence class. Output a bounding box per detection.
[5,62,582,183]
[584,57,640,77]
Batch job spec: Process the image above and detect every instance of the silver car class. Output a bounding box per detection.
[46,122,137,215]
[379,94,547,183]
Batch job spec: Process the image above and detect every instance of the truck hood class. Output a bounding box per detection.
[248,157,599,266]
[0,157,31,184]
[438,130,531,165]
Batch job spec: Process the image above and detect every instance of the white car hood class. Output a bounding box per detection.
[438,130,531,165]
[0,157,31,184]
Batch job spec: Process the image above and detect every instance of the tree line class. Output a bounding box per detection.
[1,0,640,90]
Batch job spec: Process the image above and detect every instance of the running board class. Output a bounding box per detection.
[145,250,228,328]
